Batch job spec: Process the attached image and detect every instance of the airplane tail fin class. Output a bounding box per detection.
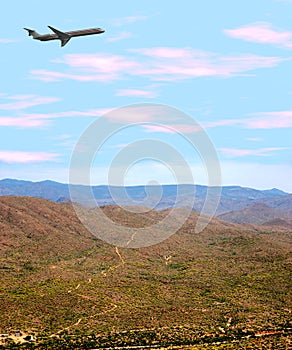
[48,25,71,47]
[23,28,41,39]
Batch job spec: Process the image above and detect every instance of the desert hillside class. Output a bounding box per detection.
[218,202,292,225]
[0,196,291,349]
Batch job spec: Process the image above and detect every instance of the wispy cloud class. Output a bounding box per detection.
[0,108,110,129]
[53,134,72,140]
[108,143,131,149]
[32,53,139,82]
[0,151,60,163]
[53,134,76,149]
[132,48,282,80]
[116,89,158,98]
[0,116,50,128]
[205,109,292,129]
[142,123,201,134]
[219,147,287,157]
[141,124,178,134]
[224,22,292,48]
[246,110,292,128]
[101,105,165,123]
[204,119,240,128]
[107,32,133,42]
[0,38,19,44]
[110,15,148,27]
[30,69,120,82]
[133,47,200,59]
[30,48,284,83]
[0,94,60,110]
[246,137,263,142]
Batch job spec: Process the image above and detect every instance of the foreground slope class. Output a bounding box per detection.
[0,196,291,348]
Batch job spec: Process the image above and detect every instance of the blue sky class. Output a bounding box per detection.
[1,0,292,192]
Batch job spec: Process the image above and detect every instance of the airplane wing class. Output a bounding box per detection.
[48,26,71,47]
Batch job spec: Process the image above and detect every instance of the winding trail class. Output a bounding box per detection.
[50,246,124,338]
[102,246,125,276]
[115,246,125,265]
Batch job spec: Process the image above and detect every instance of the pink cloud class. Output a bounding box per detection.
[99,105,182,124]
[0,94,60,110]
[219,147,286,157]
[30,69,120,82]
[203,119,239,128]
[142,123,201,134]
[134,47,196,59]
[116,89,157,98]
[0,151,60,163]
[141,124,177,134]
[34,109,110,119]
[205,110,292,130]
[102,105,161,123]
[246,110,292,128]
[30,49,283,83]
[107,32,133,42]
[0,116,50,128]
[32,53,140,82]
[224,22,292,48]
[0,108,112,129]
[55,53,139,73]
[133,48,282,79]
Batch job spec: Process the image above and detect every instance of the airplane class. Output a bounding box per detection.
[23,25,105,47]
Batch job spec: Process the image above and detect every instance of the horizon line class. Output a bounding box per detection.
[0,177,290,194]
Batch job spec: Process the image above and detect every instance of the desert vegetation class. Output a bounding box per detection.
[0,197,291,348]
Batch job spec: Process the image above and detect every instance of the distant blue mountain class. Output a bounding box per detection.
[0,178,290,215]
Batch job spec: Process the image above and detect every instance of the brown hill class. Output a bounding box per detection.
[218,202,291,225]
[0,196,291,348]
[0,196,93,258]
[262,217,292,229]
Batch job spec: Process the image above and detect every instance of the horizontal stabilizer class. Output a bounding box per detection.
[23,28,41,39]
[23,28,35,36]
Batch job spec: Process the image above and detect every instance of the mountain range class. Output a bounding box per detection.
[0,178,291,226]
